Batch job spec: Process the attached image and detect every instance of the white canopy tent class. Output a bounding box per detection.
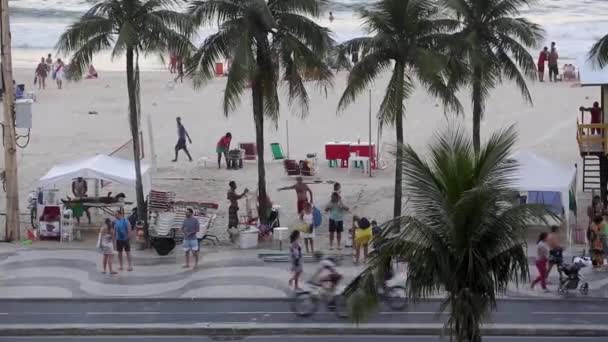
[39,154,151,195]
[511,151,577,248]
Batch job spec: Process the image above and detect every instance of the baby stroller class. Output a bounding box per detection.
[557,256,590,295]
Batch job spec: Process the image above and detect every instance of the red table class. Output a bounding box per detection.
[325,142,351,168]
[349,143,376,169]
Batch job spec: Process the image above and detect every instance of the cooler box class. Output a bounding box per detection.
[239,226,259,249]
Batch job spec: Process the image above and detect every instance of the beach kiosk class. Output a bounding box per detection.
[36,155,151,239]
[576,58,608,204]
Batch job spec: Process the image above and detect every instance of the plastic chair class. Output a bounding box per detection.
[270,143,285,160]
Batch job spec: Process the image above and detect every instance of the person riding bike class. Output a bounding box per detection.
[310,251,342,293]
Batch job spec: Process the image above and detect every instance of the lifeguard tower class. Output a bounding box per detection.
[576,59,608,203]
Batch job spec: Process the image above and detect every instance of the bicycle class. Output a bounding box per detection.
[291,282,349,318]
[291,282,407,317]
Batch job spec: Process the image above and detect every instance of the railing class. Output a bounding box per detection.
[577,123,608,154]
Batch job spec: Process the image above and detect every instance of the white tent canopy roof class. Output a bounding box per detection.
[511,151,576,192]
[39,154,151,194]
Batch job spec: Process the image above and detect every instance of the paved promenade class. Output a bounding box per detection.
[2,241,608,299]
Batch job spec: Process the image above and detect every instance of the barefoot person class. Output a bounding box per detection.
[299,201,315,253]
[278,176,313,214]
[325,192,348,250]
[227,181,249,243]
[99,218,117,275]
[182,208,200,269]
[54,58,65,89]
[35,57,48,89]
[289,230,303,290]
[114,210,133,272]
[72,177,92,224]
[172,117,193,162]
[216,132,232,168]
[537,46,548,82]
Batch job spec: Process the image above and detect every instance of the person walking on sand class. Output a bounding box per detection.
[113,210,133,272]
[537,46,548,82]
[182,208,200,270]
[329,11,334,23]
[227,181,249,243]
[174,55,184,83]
[325,192,348,250]
[99,218,117,275]
[216,132,232,168]
[299,201,315,253]
[172,117,193,162]
[54,58,65,89]
[278,176,313,214]
[531,232,550,292]
[45,53,53,72]
[289,230,303,290]
[548,47,559,82]
[35,57,48,90]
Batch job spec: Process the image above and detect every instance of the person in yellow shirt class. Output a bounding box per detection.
[354,217,372,264]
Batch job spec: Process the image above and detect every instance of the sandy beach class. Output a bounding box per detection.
[0,65,598,239]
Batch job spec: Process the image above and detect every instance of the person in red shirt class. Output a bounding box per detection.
[216,132,232,168]
[537,46,548,82]
[581,102,603,134]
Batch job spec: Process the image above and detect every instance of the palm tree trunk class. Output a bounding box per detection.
[393,63,405,218]
[251,78,269,224]
[472,66,483,153]
[126,47,147,238]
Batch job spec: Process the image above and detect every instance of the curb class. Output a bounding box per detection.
[2,296,608,303]
[0,323,607,337]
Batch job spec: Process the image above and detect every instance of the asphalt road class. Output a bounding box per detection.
[0,298,607,325]
[0,336,606,342]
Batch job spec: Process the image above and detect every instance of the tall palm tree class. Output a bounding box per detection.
[589,33,608,67]
[57,0,192,231]
[346,124,552,342]
[336,0,462,219]
[186,0,333,222]
[442,0,543,152]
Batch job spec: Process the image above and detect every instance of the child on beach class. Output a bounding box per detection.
[325,192,348,250]
[289,230,303,290]
[354,217,372,264]
[299,201,315,253]
[98,218,117,275]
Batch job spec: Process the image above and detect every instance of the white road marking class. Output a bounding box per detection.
[532,311,608,315]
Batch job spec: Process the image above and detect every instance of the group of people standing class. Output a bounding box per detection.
[537,42,559,82]
[35,54,65,90]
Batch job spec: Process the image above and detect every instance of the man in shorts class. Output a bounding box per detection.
[325,192,348,250]
[182,208,200,269]
[114,210,133,271]
[227,181,249,243]
[172,117,193,162]
[279,176,313,214]
[548,46,559,82]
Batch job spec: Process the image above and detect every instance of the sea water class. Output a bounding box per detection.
[7,0,608,70]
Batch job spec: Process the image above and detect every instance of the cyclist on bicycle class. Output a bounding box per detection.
[310,251,342,292]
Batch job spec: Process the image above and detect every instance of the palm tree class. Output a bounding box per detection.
[186,0,333,222]
[57,0,192,232]
[442,0,543,152]
[336,0,462,219]
[346,124,552,342]
[589,33,608,67]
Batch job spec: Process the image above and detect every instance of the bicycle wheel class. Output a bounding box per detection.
[333,294,349,318]
[385,285,408,310]
[291,292,319,317]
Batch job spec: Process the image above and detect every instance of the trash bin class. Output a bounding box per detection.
[239,226,259,249]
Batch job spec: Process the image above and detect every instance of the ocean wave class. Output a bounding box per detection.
[11,6,82,19]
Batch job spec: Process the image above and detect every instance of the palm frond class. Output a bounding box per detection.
[589,34,608,68]
[268,0,328,17]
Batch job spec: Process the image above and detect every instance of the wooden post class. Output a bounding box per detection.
[0,0,20,241]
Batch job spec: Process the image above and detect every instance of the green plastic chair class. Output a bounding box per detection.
[270,143,285,160]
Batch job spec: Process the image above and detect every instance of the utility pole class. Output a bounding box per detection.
[0,0,20,241]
